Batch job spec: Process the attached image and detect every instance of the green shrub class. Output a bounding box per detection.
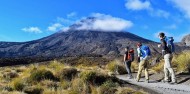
[102,80,118,88]
[118,88,134,94]
[2,86,13,91]
[80,71,119,86]
[69,78,91,94]
[173,51,190,73]
[98,79,119,94]
[48,60,64,71]
[106,61,127,75]
[24,86,43,94]
[12,79,25,91]
[29,69,55,82]
[80,71,107,85]
[61,79,71,89]
[47,81,58,90]
[3,72,18,79]
[80,71,96,84]
[56,68,78,81]
[98,85,117,94]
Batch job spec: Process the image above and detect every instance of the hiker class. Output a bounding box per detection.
[123,46,134,79]
[158,32,177,84]
[136,42,151,83]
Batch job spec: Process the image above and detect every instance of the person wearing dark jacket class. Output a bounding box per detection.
[158,32,177,84]
[124,46,134,79]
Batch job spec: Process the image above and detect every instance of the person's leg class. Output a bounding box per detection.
[168,68,176,82]
[144,60,149,81]
[128,61,133,78]
[164,54,170,81]
[164,67,169,81]
[136,60,145,81]
[168,55,176,83]
[125,61,131,76]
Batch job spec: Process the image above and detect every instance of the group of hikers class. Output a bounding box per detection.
[123,32,177,84]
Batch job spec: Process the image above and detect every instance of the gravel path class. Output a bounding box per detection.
[117,75,190,94]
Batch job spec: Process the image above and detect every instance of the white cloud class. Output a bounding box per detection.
[22,27,42,33]
[67,12,77,18]
[125,0,151,10]
[169,0,190,18]
[76,13,133,31]
[125,0,170,18]
[47,16,76,32]
[47,23,63,32]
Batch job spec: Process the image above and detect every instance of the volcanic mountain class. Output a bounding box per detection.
[0,17,188,59]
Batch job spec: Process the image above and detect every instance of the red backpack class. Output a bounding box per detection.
[128,49,134,61]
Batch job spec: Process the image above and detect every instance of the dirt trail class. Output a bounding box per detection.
[117,75,190,94]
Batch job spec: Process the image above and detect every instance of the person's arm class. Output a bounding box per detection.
[161,39,167,56]
[124,54,127,62]
[137,48,141,57]
[124,51,128,62]
[161,39,167,50]
[137,48,141,62]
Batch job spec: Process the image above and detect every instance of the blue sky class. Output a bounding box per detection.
[0,0,190,42]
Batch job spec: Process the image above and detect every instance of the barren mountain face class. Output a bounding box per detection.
[182,34,190,46]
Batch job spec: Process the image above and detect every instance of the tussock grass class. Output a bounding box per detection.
[106,60,127,75]
[11,78,25,91]
[173,51,190,73]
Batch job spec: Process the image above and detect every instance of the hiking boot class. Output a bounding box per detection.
[128,75,133,79]
[145,80,149,83]
[115,71,119,75]
[161,80,169,83]
[170,81,177,85]
[136,79,140,82]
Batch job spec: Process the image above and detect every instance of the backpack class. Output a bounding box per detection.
[164,37,175,53]
[140,45,151,57]
[128,49,134,62]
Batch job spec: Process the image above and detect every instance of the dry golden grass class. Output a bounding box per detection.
[0,59,147,94]
[173,51,190,72]
[151,60,164,73]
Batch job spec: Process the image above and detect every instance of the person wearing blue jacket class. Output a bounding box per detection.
[136,42,151,83]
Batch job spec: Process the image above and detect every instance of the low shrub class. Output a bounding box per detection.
[106,61,127,75]
[48,60,64,71]
[11,78,25,91]
[173,51,190,73]
[56,68,78,81]
[60,79,71,89]
[24,86,43,94]
[70,78,91,94]
[3,72,19,79]
[98,83,117,94]
[2,86,13,91]
[29,69,55,82]
[80,71,119,86]
[80,71,96,84]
